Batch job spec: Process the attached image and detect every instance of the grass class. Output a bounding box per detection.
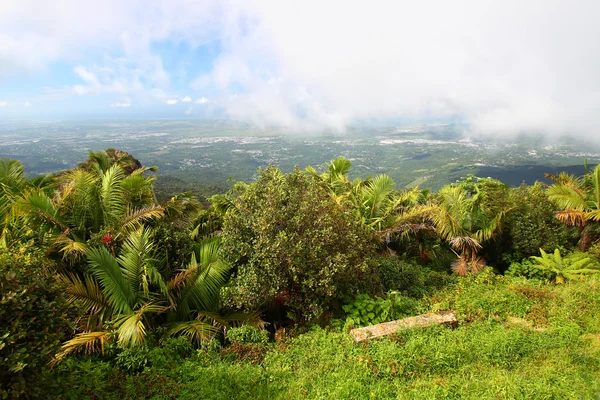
[44,273,600,399]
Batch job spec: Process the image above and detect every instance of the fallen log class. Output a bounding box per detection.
[349,311,457,342]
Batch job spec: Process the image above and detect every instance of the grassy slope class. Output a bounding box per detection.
[47,273,600,400]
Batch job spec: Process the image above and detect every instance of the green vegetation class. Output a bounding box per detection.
[2,150,600,398]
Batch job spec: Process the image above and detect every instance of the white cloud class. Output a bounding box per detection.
[201,0,600,136]
[23,101,30,106]
[181,96,192,103]
[0,101,7,107]
[166,99,178,105]
[110,102,131,107]
[2,0,600,137]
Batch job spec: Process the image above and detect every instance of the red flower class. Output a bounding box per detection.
[102,234,112,243]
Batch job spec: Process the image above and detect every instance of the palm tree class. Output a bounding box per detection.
[307,158,403,234]
[547,164,600,250]
[428,183,506,275]
[0,160,28,248]
[18,158,163,261]
[385,187,436,259]
[0,159,59,248]
[54,230,249,361]
[306,157,354,198]
[354,174,399,232]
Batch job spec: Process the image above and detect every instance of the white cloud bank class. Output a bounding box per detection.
[181,96,192,103]
[110,101,131,107]
[23,101,30,107]
[1,0,600,136]
[196,97,209,104]
[166,99,178,105]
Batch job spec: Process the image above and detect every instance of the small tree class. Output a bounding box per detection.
[504,183,576,259]
[221,166,377,322]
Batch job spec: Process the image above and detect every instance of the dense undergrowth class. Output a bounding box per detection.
[2,150,600,399]
[38,271,600,399]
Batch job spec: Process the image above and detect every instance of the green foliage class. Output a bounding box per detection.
[32,270,600,399]
[114,337,193,372]
[376,256,455,297]
[429,268,534,322]
[6,150,600,398]
[547,164,600,249]
[0,247,74,399]
[505,258,553,280]
[57,231,240,358]
[341,292,423,327]
[221,166,377,322]
[530,248,600,284]
[152,220,194,272]
[226,325,269,345]
[504,183,576,258]
[428,177,510,274]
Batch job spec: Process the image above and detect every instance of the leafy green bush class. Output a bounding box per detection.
[221,166,377,322]
[226,325,269,345]
[115,346,152,373]
[341,292,423,328]
[504,183,577,259]
[115,337,194,372]
[377,256,455,297]
[0,247,74,399]
[505,258,553,280]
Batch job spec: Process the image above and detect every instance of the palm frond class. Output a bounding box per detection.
[166,320,220,344]
[121,173,156,207]
[100,163,126,226]
[51,331,110,365]
[547,183,588,211]
[118,205,164,234]
[451,256,469,276]
[18,190,66,231]
[59,273,111,317]
[87,246,133,314]
[114,303,166,347]
[173,237,232,317]
[118,227,165,297]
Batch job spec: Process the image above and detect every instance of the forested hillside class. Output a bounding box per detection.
[2,150,600,399]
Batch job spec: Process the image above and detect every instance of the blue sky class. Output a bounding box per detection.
[1,0,599,136]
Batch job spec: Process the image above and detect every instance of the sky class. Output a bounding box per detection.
[1,0,599,136]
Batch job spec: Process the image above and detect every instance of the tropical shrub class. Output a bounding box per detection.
[226,325,269,345]
[114,337,194,372]
[17,150,163,265]
[530,249,600,284]
[341,292,422,328]
[503,183,575,259]
[428,177,509,275]
[505,258,553,280]
[56,230,242,359]
[376,256,454,297]
[221,166,377,322]
[0,247,74,399]
[547,164,600,249]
